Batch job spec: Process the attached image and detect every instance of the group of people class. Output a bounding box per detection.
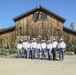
[17,38,66,61]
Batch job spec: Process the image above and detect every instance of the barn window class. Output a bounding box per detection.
[40,14,47,19]
[33,14,38,20]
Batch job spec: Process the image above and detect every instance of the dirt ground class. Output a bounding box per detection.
[0,55,76,75]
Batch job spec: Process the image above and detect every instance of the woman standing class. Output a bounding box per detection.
[47,40,52,60]
[26,40,31,58]
[17,41,23,58]
[36,41,41,59]
[41,40,46,60]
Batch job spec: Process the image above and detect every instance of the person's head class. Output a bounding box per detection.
[33,39,36,42]
[47,40,51,44]
[47,41,49,44]
[59,38,63,42]
[41,39,45,43]
[53,38,56,41]
[30,40,33,43]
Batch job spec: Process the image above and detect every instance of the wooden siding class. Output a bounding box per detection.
[0,28,16,46]
[15,11,64,40]
[63,29,76,41]
[0,6,76,46]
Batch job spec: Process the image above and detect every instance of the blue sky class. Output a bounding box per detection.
[0,0,76,30]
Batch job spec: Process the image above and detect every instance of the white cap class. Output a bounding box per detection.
[41,40,45,42]
[60,38,63,40]
[47,40,51,42]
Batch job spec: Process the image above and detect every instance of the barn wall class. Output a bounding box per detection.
[63,30,76,42]
[0,7,76,46]
[0,29,16,46]
[15,11,64,40]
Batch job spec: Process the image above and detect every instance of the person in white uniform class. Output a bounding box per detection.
[30,40,33,59]
[52,38,58,61]
[22,40,28,58]
[17,41,23,58]
[58,38,66,61]
[26,40,31,58]
[31,39,37,59]
[41,40,46,60]
[47,40,52,60]
[36,41,41,59]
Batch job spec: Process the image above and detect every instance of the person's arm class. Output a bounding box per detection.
[58,43,61,49]
[63,42,66,48]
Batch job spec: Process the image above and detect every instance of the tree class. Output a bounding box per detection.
[69,22,76,30]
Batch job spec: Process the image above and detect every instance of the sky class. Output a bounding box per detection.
[0,0,76,30]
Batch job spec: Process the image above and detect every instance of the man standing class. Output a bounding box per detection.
[31,39,37,59]
[17,41,23,58]
[52,38,58,61]
[26,40,31,58]
[58,38,66,61]
[36,41,41,59]
[22,40,28,58]
[47,40,52,60]
[41,40,46,60]
[30,40,33,59]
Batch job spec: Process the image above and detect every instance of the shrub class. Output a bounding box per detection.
[64,38,76,54]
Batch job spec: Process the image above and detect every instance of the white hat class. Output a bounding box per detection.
[48,40,51,42]
[41,40,45,42]
[60,38,63,40]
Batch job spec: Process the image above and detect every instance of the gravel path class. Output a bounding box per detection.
[0,55,76,75]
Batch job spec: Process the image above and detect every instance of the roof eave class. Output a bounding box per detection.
[13,6,39,22]
[63,26,76,33]
[0,26,16,33]
[13,5,66,22]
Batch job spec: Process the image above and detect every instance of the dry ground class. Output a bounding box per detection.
[0,55,76,75]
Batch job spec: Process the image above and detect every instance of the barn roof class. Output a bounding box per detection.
[0,26,15,33]
[13,5,66,22]
[63,26,76,34]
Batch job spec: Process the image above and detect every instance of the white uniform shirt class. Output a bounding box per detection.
[47,43,52,51]
[30,42,33,50]
[27,43,31,48]
[36,43,41,50]
[52,41,58,48]
[17,43,23,50]
[41,43,46,49]
[58,42,66,49]
[22,42,28,50]
[31,42,37,48]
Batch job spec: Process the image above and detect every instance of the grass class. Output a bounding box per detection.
[0,54,17,58]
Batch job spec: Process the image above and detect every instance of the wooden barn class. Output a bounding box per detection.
[0,5,76,46]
